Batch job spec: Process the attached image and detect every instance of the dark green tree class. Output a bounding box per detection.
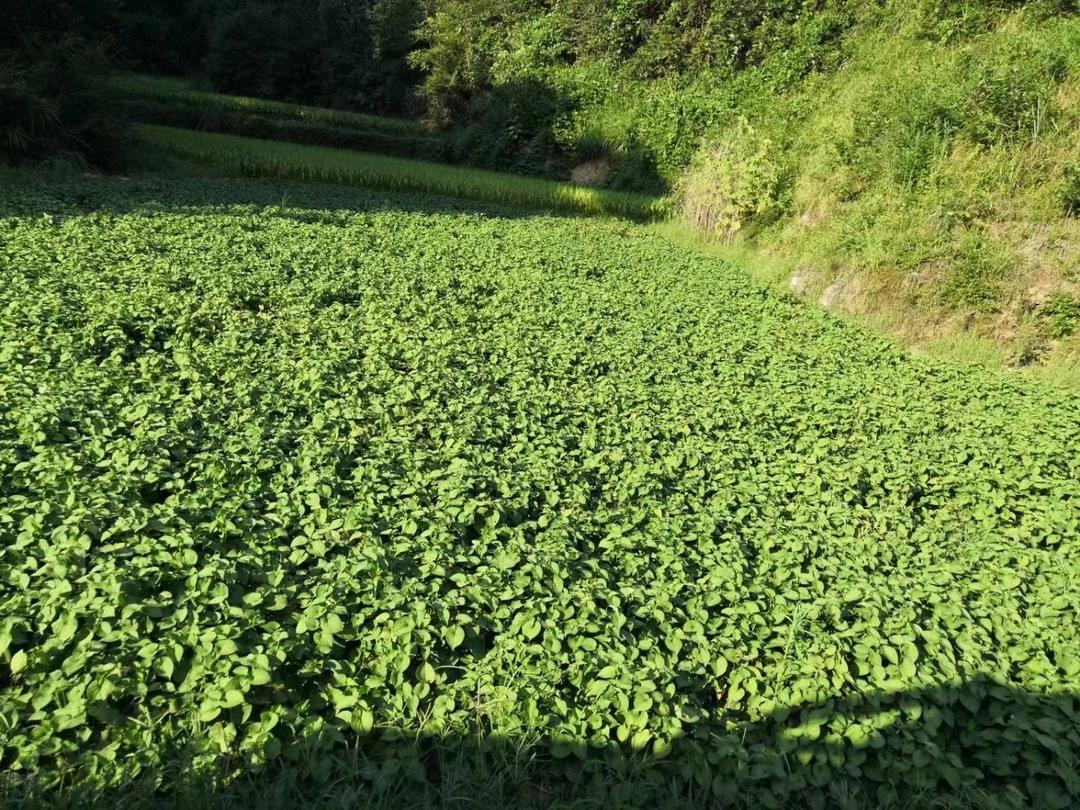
[1,0,121,166]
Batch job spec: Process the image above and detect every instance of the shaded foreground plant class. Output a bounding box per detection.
[5,679,1076,809]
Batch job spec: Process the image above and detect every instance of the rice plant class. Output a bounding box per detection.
[137,124,670,220]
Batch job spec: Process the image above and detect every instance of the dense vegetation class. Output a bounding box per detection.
[2,176,1078,808]
[405,0,1080,375]
[16,0,1061,375]
[409,0,1078,180]
[109,75,443,161]
[2,2,1079,806]
[0,0,119,167]
[114,0,426,115]
[2,0,428,168]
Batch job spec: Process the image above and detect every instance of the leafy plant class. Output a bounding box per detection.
[0,174,1078,808]
[1065,164,1080,216]
[937,231,1008,310]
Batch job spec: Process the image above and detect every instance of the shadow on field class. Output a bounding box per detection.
[7,678,1077,810]
[0,170,623,224]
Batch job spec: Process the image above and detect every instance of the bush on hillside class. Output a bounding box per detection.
[916,0,1080,41]
[959,37,1068,143]
[1046,293,1080,337]
[441,79,575,176]
[409,0,507,124]
[938,230,1008,310]
[850,58,962,188]
[675,119,782,241]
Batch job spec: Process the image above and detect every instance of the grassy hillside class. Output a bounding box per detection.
[680,11,1080,383]
[2,174,1079,809]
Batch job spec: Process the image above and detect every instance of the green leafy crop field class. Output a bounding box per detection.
[1,177,1078,809]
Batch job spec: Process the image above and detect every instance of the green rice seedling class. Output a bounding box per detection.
[137,125,670,219]
[119,99,445,159]
[109,73,426,137]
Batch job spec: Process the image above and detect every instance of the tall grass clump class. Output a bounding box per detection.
[674,119,783,242]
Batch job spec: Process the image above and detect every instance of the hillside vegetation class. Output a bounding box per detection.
[113,0,425,116]
[2,175,1078,808]
[108,74,444,161]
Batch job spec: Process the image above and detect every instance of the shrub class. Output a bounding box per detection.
[410,0,508,124]
[676,119,782,241]
[852,95,958,188]
[1045,293,1080,337]
[442,78,575,177]
[1,2,120,168]
[913,0,1023,42]
[938,231,1008,310]
[205,4,289,100]
[0,39,119,168]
